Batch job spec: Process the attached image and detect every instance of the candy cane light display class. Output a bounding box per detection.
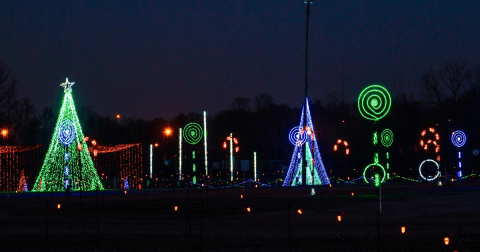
[419,127,441,181]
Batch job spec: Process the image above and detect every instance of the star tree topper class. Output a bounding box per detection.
[60,78,75,92]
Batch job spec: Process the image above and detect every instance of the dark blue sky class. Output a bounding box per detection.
[1,0,479,119]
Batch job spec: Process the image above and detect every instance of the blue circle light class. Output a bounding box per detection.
[289,127,307,146]
[59,120,76,145]
[451,130,466,148]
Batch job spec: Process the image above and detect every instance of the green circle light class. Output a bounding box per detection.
[183,123,203,145]
[381,129,394,148]
[358,85,392,121]
[363,163,386,183]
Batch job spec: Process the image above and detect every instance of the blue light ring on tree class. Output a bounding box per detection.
[59,119,76,145]
[289,126,307,146]
[418,159,440,181]
[451,130,466,148]
[357,85,392,121]
[183,122,203,145]
[362,163,386,183]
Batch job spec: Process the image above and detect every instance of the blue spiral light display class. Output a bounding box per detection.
[451,130,466,148]
[288,126,307,146]
[59,119,76,145]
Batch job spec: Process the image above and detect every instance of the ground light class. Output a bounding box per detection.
[401,226,406,234]
[240,195,243,199]
[174,206,178,211]
[351,192,354,196]
[297,209,302,214]
[337,214,342,222]
[57,204,61,209]
[246,207,251,212]
[444,236,449,245]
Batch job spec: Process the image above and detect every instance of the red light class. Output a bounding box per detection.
[91,140,97,146]
[401,226,405,234]
[247,207,251,212]
[421,130,426,136]
[337,215,341,222]
[174,206,178,211]
[337,139,342,144]
[235,146,239,153]
[57,204,61,209]
[297,209,302,214]
[334,145,338,151]
[444,237,449,245]
[346,149,350,155]
[83,136,89,141]
[223,142,227,149]
[233,138,238,144]
[343,141,348,146]
[429,128,435,133]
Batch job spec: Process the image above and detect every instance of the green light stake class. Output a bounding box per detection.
[374,173,380,187]
[192,151,196,184]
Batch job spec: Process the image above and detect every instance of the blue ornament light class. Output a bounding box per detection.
[59,119,76,145]
[451,130,466,148]
[288,126,307,146]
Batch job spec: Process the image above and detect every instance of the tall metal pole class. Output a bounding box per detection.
[303,0,312,187]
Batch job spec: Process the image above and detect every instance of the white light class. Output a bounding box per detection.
[204,111,208,178]
[254,152,257,182]
[179,128,182,181]
[459,161,462,168]
[150,144,153,179]
[230,133,233,182]
[419,159,440,181]
[458,151,461,159]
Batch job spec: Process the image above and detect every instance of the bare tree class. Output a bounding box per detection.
[228,97,251,112]
[254,93,273,111]
[439,61,470,103]
[419,68,444,108]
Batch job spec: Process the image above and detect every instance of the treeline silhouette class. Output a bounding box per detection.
[1,61,480,180]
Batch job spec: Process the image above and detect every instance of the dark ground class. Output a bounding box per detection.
[0,182,480,252]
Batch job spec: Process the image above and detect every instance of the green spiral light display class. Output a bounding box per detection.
[381,129,394,148]
[183,122,203,145]
[357,85,392,121]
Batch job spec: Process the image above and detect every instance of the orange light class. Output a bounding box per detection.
[255,184,258,188]
[240,195,243,199]
[124,190,127,194]
[337,139,342,144]
[154,143,159,147]
[1,129,7,138]
[297,209,302,214]
[334,145,338,151]
[444,237,449,245]
[401,226,405,234]
[226,136,231,141]
[429,127,435,133]
[329,184,332,188]
[83,136,89,142]
[435,146,440,153]
[57,204,61,209]
[246,207,251,212]
[174,206,178,211]
[235,146,239,153]
[351,192,354,196]
[346,149,350,155]
[77,143,82,151]
[427,140,432,144]
[165,128,172,136]
[437,155,441,162]
[435,133,440,140]
[91,140,97,146]
[223,142,227,149]
[94,150,98,157]
[420,140,424,146]
[344,141,348,146]
[421,130,426,136]
[233,138,238,144]
[424,145,428,150]
[337,215,342,222]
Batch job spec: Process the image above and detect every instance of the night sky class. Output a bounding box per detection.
[1,0,479,119]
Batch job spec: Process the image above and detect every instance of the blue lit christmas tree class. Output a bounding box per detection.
[33,78,103,192]
[283,98,330,186]
[124,177,129,190]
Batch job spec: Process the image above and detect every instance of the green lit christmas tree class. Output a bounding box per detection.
[33,78,103,192]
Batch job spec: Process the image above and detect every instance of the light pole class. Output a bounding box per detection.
[302,0,312,188]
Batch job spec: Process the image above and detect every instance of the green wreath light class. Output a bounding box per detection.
[183,123,203,145]
[363,163,386,183]
[358,85,392,121]
[381,129,394,147]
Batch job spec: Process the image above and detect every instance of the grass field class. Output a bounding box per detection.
[1,182,479,251]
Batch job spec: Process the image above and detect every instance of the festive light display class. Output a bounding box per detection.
[183,123,203,145]
[204,111,208,178]
[357,85,392,121]
[333,139,350,155]
[419,159,440,181]
[289,126,308,146]
[254,152,257,182]
[17,170,28,192]
[283,98,330,186]
[229,133,233,181]
[362,163,386,183]
[451,130,466,178]
[419,127,441,179]
[381,129,393,148]
[179,128,182,181]
[451,130,466,147]
[33,79,103,192]
[374,173,380,187]
[192,150,197,184]
[0,145,44,191]
[124,177,129,190]
[149,144,153,179]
